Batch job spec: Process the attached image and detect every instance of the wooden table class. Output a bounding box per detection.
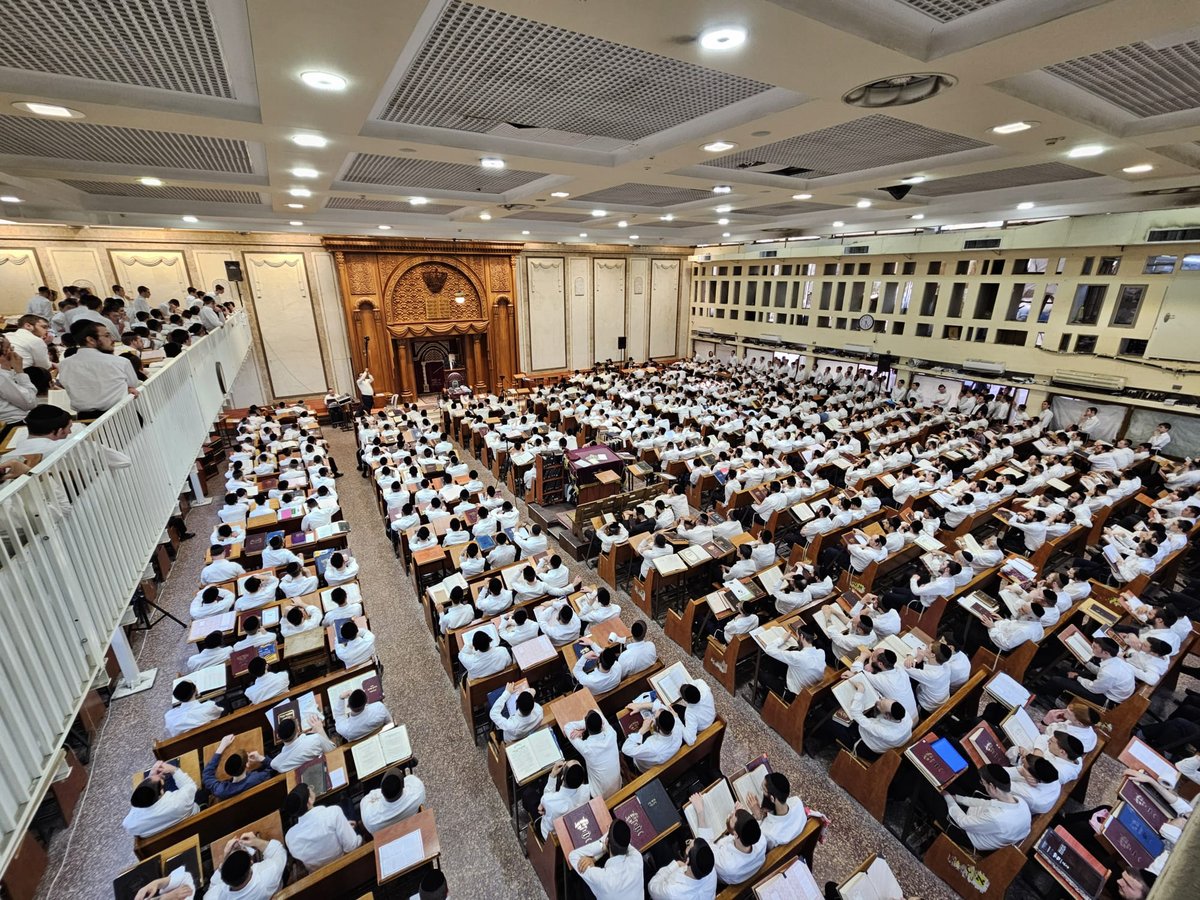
[285,746,348,798]
[130,750,201,791]
[201,731,265,781]
[374,808,440,884]
[562,617,633,670]
[210,810,285,869]
[544,688,601,730]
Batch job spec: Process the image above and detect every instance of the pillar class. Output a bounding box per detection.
[472,334,487,392]
[396,339,416,401]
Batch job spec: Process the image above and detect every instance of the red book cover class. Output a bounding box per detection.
[230,642,274,678]
[562,801,604,850]
[965,723,1010,768]
[1118,780,1171,833]
[907,734,956,786]
[618,710,645,737]
[613,796,659,850]
[361,674,383,704]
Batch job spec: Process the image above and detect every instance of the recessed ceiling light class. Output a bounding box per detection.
[660,214,674,221]
[479,212,492,220]
[292,133,327,148]
[590,210,607,218]
[910,213,925,220]
[856,199,872,208]
[409,196,428,205]
[138,176,163,186]
[702,140,737,153]
[1016,201,1035,210]
[181,215,198,223]
[715,204,733,213]
[291,166,318,178]
[900,176,925,184]
[289,220,304,226]
[14,101,83,118]
[991,121,1036,134]
[288,187,312,197]
[579,232,588,238]
[712,185,732,194]
[618,220,628,228]
[378,224,391,230]
[287,203,304,208]
[833,220,845,227]
[1067,144,1104,158]
[629,234,639,240]
[699,26,747,50]
[480,157,505,169]
[1123,164,1154,174]
[0,195,21,203]
[717,217,730,225]
[300,71,347,91]
[792,193,812,200]
[550,191,570,198]
[521,230,530,235]
[722,232,731,238]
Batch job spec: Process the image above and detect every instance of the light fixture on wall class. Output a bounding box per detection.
[521,230,530,235]
[454,294,466,304]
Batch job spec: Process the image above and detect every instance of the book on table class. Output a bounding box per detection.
[1001,556,1036,581]
[1057,625,1096,664]
[983,672,1030,709]
[506,727,563,783]
[230,641,277,678]
[512,634,558,669]
[832,674,878,717]
[296,754,331,795]
[997,588,1026,618]
[754,856,823,899]
[1118,778,1175,832]
[349,724,413,778]
[175,664,226,697]
[957,533,984,557]
[653,553,688,576]
[683,780,736,838]
[731,757,772,808]
[618,709,649,737]
[705,589,734,615]
[963,722,1010,768]
[189,611,235,641]
[1079,598,1121,628]
[913,533,945,553]
[876,634,921,663]
[678,544,711,567]
[815,604,850,638]
[634,778,680,835]
[839,856,904,900]
[320,583,361,612]
[557,797,612,852]
[757,565,785,594]
[1001,706,1039,751]
[1101,802,1164,870]
[613,794,660,850]
[268,691,318,739]
[338,668,383,704]
[1117,736,1178,786]
[790,502,815,522]
[649,661,691,706]
[751,624,790,651]
[1034,826,1109,900]
[957,591,999,624]
[877,473,897,489]
[461,622,500,650]
[905,734,968,788]
[727,579,755,603]
[284,626,325,657]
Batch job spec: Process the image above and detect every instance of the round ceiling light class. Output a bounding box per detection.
[291,167,319,178]
[843,73,957,108]
[138,176,163,186]
[300,71,347,91]
[699,26,747,50]
[792,193,812,200]
[292,133,327,148]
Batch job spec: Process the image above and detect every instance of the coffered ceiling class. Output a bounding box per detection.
[0,0,1196,246]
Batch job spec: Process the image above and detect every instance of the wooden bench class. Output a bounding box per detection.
[760,667,840,756]
[716,817,823,899]
[134,775,288,860]
[829,671,986,821]
[899,564,1001,635]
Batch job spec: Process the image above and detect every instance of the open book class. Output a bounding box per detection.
[731,759,771,808]
[506,727,563,783]
[678,545,711,567]
[751,624,790,651]
[174,665,226,697]
[188,611,235,642]
[832,674,878,717]
[653,553,688,576]
[957,533,984,557]
[790,502,816,522]
[841,857,904,900]
[683,779,736,837]
[757,565,785,594]
[649,661,691,706]
[984,672,1030,709]
[1117,736,1178,786]
[1001,706,1039,751]
[320,583,362,613]
[1057,624,1095,664]
[350,724,413,779]
[913,532,944,553]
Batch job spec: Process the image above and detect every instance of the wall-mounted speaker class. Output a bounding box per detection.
[224,260,244,282]
[617,336,627,350]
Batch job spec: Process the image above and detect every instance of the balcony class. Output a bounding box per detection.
[0,311,252,876]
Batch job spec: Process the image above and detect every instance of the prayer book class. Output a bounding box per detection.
[556,798,611,853]
[983,672,1030,709]
[189,611,235,642]
[349,724,413,778]
[1056,625,1095,664]
[905,733,968,788]
[1117,736,1177,786]
[506,727,563,783]
[174,665,226,697]
[1001,706,1039,751]
[962,722,1010,768]
[683,779,736,838]
[832,674,877,717]
[652,553,687,576]
[1101,803,1163,870]
[1034,827,1108,900]
[840,858,904,900]
[512,635,558,670]
[338,668,383,704]
[649,661,690,706]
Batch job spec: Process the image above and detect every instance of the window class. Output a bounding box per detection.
[1006,283,1036,321]
[1144,254,1176,274]
[1074,334,1097,354]
[1035,332,1045,348]
[881,283,898,314]
[1181,254,1200,272]
[902,261,916,275]
[1059,333,1072,351]
[774,281,787,307]
[823,263,838,276]
[842,263,856,275]
[1056,257,1066,274]
[819,283,832,309]
[715,308,725,319]
[730,310,739,320]
[1081,256,1094,275]
[1098,255,1121,276]
[715,265,728,276]
[849,282,865,312]
[994,329,1027,346]
[747,265,761,276]
[789,283,801,308]
[973,283,999,319]
[1119,338,1147,357]
[900,281,913,314]
[955,259,977,275]
[948,283,966,317]
[858,263,871,275]
[803,264,817,276]
[927,261,943,275]
[973,328,988,342]
[1110,284,1146,327]
[892,321,905,335]
[868,281,882,313]
[943,325,962,340]
[1015,258,1048,274]
[745,282,757,306]
[802,281,814,309]
[836,317,848,329]
[835,283,846,311]
[983,259,1005,275]
[818,316,831,328]
[1037,285,1057,323]
[719,282,730,304]
[916,323,933,337]
[732,283,741,304]
[882,262,897,275]
[796,314,810,326]
[1068,284,1107,324]
[874,319,887,334]
[919,283,939,316]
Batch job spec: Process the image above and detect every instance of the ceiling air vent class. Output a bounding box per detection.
[963,238,1002,249]
[843,73,957,108]
[1147,227,1200,242]
[759,250,778,258]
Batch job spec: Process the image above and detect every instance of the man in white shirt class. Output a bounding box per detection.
[121,760,199,837]
[1005,755,1061,816]
[333,687,391,742]
[244,657,290,705]
[335,620,376,668]
[1043,636,1135,705]
[56,321,140,417]
[535,760,592,840]
[567,710,622,798]
[616,621,658,678]
[201,545,245,585]
[751,772,809,850]
[7,315,52,371]
[622,709,683,771]
[489,683,544,743]
[163,678,223,739]
[25,286,53,318]
[834,682,912,758]
[271,715,336,773]
[568,819,645,900]
[647,837,717,899]
[943,764,1031,851]
[460,629,513,679]
[205,835,288,900]
[693,803,766,887]
[763,629,826,697]
[361,768,426,835]
[283,783,361,871]
[0,335,38,425]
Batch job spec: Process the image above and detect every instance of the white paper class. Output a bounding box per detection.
[378,829,424,879]
[328,767,347,789]
[984,673,1030,709]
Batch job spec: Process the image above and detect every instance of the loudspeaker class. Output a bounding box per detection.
[875,353,896,373]
[882,185,912,201]
[617,336,627,350]
[224,260,244,282]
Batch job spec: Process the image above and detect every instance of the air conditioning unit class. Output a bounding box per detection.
[758,333,782,344]
[844,245,871,255]
[963,358,1006,376]
[1051,370,1127,392]
[843,343,872,355]
[696,327,714,336]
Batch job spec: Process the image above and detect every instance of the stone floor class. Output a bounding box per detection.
[35,423,1136,900]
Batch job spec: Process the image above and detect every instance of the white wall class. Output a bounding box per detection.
[244,252,327,398]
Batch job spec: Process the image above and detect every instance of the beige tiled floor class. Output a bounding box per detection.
[36,425,1131,900]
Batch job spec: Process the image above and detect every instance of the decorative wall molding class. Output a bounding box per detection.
[114,253,183,267]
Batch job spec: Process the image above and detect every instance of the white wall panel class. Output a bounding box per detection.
[311,251,355,396]
[592,258,626,363]
[525,257,567,371]
[43,248,104,297]
[649,259,680,358]
[626,257,649,363]
[568,257,591,370]
[244,252,327,397]
[109,250,190,307]
[0,249,43,317]
[192,249,237,297]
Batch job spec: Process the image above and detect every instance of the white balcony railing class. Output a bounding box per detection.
[0,311,252,876]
